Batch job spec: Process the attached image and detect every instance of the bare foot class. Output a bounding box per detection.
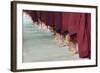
[66,42,78,54]
[70,43,78,54]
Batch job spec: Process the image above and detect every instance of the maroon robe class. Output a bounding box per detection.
[30,11,38,22]
[61,12,70,34]
[67,13,81,34]
[46,12,55,27]
[77,13,91,58]
[54,12,62,33]
[86,13,91,58]
[62,12,91,58]
[40,11,48,25]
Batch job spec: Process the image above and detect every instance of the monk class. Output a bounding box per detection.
[77,13,91,58]
[53,12,63,46]
[62,12,91,58]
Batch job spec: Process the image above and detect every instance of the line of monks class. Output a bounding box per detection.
[23,10,91,59]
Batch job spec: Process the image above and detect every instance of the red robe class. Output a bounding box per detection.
[77,13,91,58]
[61,12,70,33]
[46,11,55,27]
[30,11,38,22]
[54,12,62,33]
[62,12,91,58]
[40,11,47,24]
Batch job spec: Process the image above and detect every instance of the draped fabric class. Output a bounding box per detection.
[36,11,41,20]
[31,11,38,22]
[24,10,91,58]
[62,12,70,34]
[77,13,91,58]
[40,11,47,24]
[23,10,38,22]
[67,13,81,34]
[62,13,91,58]
[62,12,80,43]
[87,14,91,58]
[46,12,55,27]
[54,12,62,33]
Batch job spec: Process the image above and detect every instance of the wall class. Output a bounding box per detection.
[0,0,99,73]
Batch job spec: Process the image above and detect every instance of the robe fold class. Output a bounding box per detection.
[61,12,70,34]
[30,11,38,22]
[46,12,55,27]
[40,11,47,24]
[54,12,62,33]
[87,13,91,58]
[36,11,41,22]
[68,13,81,34]
[77,13,91,58]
